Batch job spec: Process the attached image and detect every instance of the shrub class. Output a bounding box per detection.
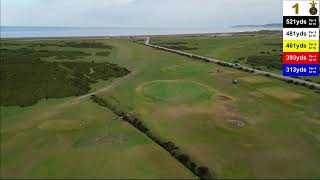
[287,80,293,83]
[238,57,245,61]
[247,55,282,70]
[309,85,316,89]
[196,166,211,179]
[190,162,197,171]
[178,154,190,164]
[162,142,178,152]
[305,78,313,82]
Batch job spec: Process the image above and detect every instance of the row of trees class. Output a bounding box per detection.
[91,95,214,180]
[286,79,317,90]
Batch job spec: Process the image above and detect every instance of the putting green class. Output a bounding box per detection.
[142,80,213,103]
[163,63,212,74]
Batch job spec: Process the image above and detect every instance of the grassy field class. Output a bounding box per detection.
[1,37,320,179]
[152,32,320,83]
[95,39,320,178]
[0,39,196,179]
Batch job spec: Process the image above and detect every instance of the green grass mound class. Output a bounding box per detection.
[38,120,84,131]
[163,64,212,75]
[142,80,212,103]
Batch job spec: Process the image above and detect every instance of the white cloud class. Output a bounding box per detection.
[1,0,282,27]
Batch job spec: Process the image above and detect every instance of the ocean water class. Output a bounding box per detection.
[0,26,282,38]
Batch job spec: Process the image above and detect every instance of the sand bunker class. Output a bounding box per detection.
[226,118,246,128]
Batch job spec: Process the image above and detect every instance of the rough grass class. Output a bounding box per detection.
[163,45,198,50]
[2,41,114,49]
[38,119,84,131]
[1,98,194,179]
[95,51,111,56]
[257,87,304,100]
[62,42,113,49]
[163,63,212,74]
[239,76,272,84]
[0,47,129,107]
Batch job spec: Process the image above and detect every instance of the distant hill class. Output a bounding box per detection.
[232,23,282,28]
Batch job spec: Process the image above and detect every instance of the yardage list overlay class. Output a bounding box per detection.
[283,0,319,76]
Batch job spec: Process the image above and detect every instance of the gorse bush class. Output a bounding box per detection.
[247,55,282,70]
[1,48,130,107]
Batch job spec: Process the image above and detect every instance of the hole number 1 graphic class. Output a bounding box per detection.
[292,3,299,14]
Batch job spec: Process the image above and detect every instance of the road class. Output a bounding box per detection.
[144,37,320,90]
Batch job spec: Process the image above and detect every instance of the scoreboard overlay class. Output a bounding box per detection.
[283,0,319,76]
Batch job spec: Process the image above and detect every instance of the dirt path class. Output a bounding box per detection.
[21,71,137,125]
[67,71,137,106]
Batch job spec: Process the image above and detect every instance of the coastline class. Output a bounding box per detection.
[1,30,282,41]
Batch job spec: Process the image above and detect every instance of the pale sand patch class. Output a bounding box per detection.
[155,99,247,129]
[239,76,271,84]
[137,79,215,92]
[249,91,265,98]
[226,118,246,128]
[135,84,144,92]
[257,88,304,100]
[215,95,234,102]
[38,119,85,131]
[162,105,215,119]
[305,118,320,125]
[213,105,248,128]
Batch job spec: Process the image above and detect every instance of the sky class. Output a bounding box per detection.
[1,0,282,28]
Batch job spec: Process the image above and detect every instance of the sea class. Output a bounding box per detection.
[0,26,282,38]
